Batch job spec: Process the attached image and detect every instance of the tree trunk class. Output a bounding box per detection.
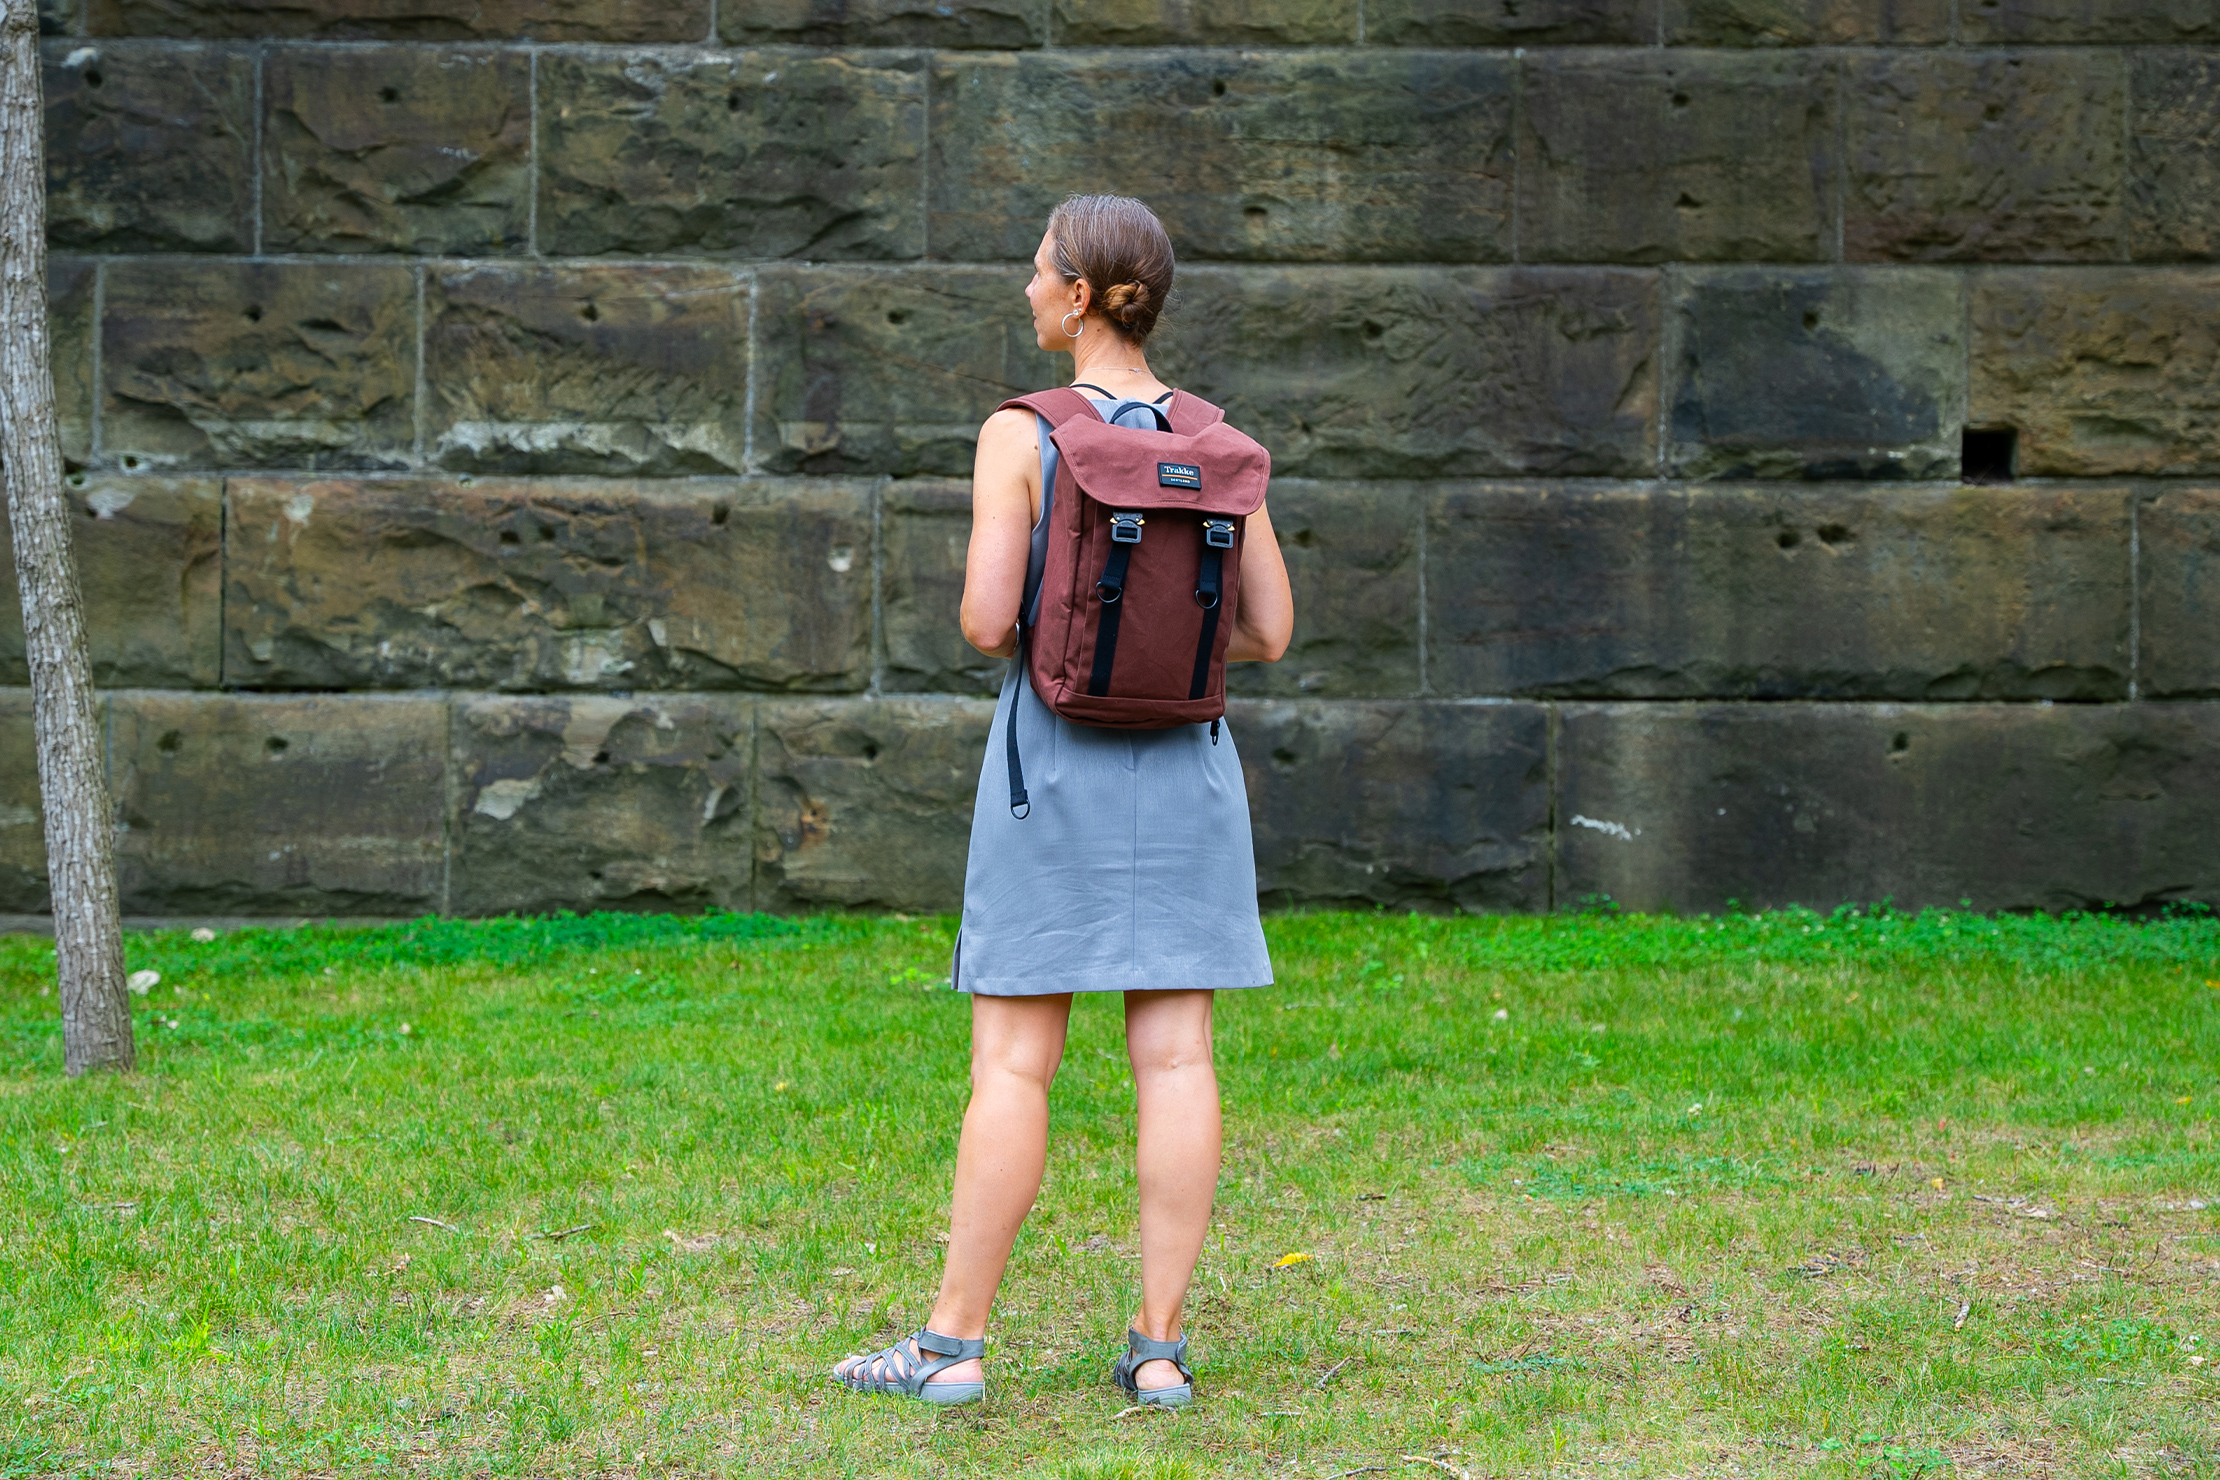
[0,0,129,1075]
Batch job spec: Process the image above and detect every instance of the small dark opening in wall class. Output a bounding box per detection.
[1962,427,2016,484]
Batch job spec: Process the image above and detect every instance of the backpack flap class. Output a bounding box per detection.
[1045,418,1269,518]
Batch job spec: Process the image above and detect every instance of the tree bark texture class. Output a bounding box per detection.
[0,0,129,1074]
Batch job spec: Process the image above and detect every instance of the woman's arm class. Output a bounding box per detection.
[1227,500,1293,662]
[959,408,1041,659]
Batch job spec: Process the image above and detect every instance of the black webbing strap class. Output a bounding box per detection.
[1005,627,1030,818]
[1189,541,1224,700]
[1087,518,1141,698]
[1071,384,1176,408]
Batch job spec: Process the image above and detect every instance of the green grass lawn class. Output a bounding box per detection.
[2,906,2217,1479]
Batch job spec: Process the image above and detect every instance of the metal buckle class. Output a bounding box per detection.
[1110,512,1145,545]
[1203,519,1236,549]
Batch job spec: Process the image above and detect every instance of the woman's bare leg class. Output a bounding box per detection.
[1124,988,1221,1390]
[836,991,1071,1388]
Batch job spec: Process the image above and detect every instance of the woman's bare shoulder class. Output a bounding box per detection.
[978,405,1039,448]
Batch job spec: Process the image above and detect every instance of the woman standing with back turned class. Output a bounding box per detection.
[832,195,1294,1409]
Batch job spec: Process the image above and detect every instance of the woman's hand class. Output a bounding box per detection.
[1227,500,1293,663]
[960,408,1040,659]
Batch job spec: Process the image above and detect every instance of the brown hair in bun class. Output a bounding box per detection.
[1047,194,1174,343]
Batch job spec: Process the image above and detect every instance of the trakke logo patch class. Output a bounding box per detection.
[1157,462,1202,489]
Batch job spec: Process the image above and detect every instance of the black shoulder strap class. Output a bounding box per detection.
[1005,631,1030,820]
[1071,383,1176,404]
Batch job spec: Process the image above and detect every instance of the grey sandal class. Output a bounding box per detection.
[832,1326,985,1406]
[1112,1328,1194,1408]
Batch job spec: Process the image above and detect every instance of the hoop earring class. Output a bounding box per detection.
[1060,310,1083,338]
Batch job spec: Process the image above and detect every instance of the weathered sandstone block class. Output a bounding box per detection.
[2129,52,2220,261]
[753,266,1057,477]
[1428,482,2132,701]
[1517,51,1834,263]
[756,697,992,912]
[1557,702,2220,913]
[102,260,417,471]
[226,478,872,692]
[48,258,92,465]
[425,264,747,475]
[1662,0,1949,42]
[86,0,709,40]
[1223,482,1421,701]
[1970,269,2220,477]
[111,693,446,914]
[1368,0,1653,43]
[1152,267,1659,479]
[0,693,57,911]
[761,267,1652,481]
[929,50,1512,262]
[2135,487,2220,698]
[1845,51,2125,262]
[0,477,221,688]
[1960,0,2220,43]
[1667,267,1963,480]
[262,47,529,255]
[723,0,1042,45]
[1233,699,1550,912]
[43,41,251,251]
[539,51,924,260]
[448,694,753,915]
[1051,0,1353,45]
[881,480,1004,697]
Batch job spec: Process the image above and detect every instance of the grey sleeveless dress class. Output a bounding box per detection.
[952,394,1274,997]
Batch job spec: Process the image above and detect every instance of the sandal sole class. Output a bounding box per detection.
[918,1382,984,1406]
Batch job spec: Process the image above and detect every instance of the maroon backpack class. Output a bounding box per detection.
[997,386,1271,817]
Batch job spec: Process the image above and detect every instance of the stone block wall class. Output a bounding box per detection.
[12,0,2220,917]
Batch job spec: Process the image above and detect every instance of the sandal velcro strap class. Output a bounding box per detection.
[1125,1331,1189,1369]
[916,1328,987,1362]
